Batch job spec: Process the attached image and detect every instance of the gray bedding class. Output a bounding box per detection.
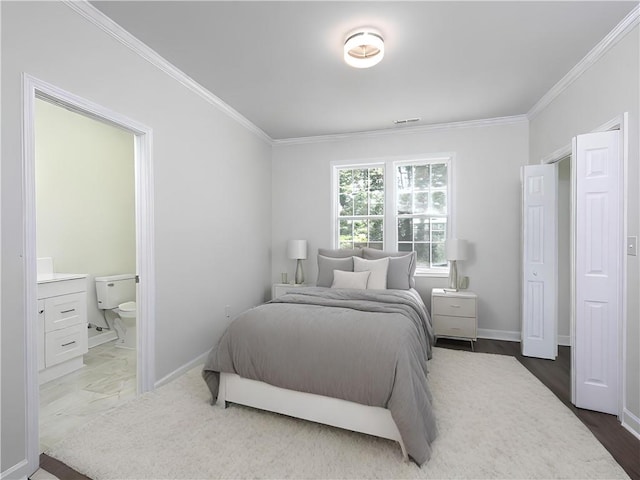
[202,287,437,465]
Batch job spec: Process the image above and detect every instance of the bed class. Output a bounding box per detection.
[202,248,437,465]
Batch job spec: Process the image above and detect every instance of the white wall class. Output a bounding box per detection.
[272,120,529,332]
[529,25,639,435]
[1,2,272,476]
[35,99,136,329]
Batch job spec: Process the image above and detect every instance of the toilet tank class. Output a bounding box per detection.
[95,274,136,309]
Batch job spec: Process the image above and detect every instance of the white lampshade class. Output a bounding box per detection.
[287,240,307,260]
[445,239,468,261]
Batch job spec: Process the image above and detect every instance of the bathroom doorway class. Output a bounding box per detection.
[35,97,137,451]
[23,75,155,470]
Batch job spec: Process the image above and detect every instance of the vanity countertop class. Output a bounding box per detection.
[37,273,88,284]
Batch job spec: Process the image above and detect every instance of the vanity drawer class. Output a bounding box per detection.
[45,323,88,367]
[433,314,477,339]
[45,292,87,332]
[432,296,476,318]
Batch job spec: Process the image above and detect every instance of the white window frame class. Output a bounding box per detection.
[331,153,455,277]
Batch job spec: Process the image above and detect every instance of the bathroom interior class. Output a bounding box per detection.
[35,98,138,451]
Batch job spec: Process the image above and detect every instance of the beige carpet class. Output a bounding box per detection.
[46,348,628,479]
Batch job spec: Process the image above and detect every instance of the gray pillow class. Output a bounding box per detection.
[317,248,363,258]
[316,255,354,287]
[362,248,416,289]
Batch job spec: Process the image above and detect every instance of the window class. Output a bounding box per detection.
[333,156,452,275]
[337,166,384,250]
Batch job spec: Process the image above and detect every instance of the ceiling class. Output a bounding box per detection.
[90,1,638,140]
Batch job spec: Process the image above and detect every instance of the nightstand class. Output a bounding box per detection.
[431,288,478,350]
[271,283,304,300]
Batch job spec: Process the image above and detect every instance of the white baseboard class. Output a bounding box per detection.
[88,330,118,348]
[622,408,640,439]
[477,329,571,347]
[154,350,210,388]
[477,328,520,342]
[0,458,28,480]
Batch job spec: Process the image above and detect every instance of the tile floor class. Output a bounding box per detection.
[39,340,136,453]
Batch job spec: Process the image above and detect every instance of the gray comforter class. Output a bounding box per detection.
[202,287,437,465]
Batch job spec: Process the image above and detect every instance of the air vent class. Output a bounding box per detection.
[393,117,421,125]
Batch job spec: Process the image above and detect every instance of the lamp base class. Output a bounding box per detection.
[447,260,459,292]
[294,259,305,285]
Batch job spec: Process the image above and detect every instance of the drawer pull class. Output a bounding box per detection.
[60,308,76,314]
[61,340,77,347]
[450,304,461,308]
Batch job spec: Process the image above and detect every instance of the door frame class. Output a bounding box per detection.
[22,74,156,472]
[540,113,628,420]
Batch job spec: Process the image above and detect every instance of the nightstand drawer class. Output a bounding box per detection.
[433,314,476,339]
[432,296,476,318]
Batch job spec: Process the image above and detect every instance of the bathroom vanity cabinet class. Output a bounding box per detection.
[37,274,89,384]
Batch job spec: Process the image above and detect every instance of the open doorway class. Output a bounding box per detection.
[557,156,571,348]
[34,97,137,451]
[23,75,156,474]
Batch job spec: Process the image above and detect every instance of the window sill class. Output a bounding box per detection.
[415,271,449,279]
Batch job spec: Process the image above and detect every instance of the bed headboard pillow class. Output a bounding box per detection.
[331,270,370,289]
[353,256,389,289]
[318,248,363,258]
[317,255,354,287]
[362,248,417,289]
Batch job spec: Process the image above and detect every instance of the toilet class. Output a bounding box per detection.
[95,274,137,349]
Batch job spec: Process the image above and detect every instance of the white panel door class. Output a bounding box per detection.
[574,130,621,415]
[521,164,558,359]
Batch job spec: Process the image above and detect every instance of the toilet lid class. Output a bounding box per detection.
[118,301,136,312]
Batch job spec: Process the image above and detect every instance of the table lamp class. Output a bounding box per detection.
[287,240,308,285]
[445,238,468,291]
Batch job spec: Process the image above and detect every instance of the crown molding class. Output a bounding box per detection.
[272,115,529,146]
[528,4,640,120]
[62,0,272,145]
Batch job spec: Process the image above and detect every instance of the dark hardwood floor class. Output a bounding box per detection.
[437,337,640,480]
[37,338,639,479]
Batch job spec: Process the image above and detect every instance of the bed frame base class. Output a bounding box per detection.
[217,372,408,461]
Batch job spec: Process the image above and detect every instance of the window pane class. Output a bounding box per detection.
[430,163,447,188]
[354,191,368,215]
[370,219,383,242]
[340,169,353,193]
[398,242,412,252]
[368,242,383,250]
[414,165,429,189]
[431,219,446,242]
[370,190,384,215]
[415,243,430,268]
[370,168,384,191]
[398,218,412,241]
[353,168,367,189]
[413,218,429,241]
[339,193,353,216]
[432,242,447,267]
[396,165,412,191]
[398,193,412,214]
[431,190,446,215]
[353,220,368,243]
[414,192,429,214]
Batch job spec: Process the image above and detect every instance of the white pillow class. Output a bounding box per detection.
[353,256,389,289]
[331,270,371,289]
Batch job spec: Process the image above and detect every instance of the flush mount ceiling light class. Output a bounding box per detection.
[344,29,384,68]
